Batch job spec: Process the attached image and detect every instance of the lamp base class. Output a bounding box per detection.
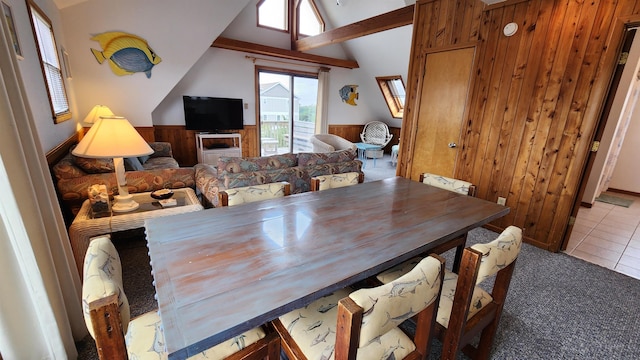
[111,194,140,212]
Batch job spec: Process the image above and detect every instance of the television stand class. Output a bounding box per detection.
[196,133,242,165]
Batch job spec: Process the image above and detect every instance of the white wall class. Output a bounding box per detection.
[582,30,640,203]
[59,0,249,128]
[609,111,640,192]
[154,0,412,128]
[8,0,78,152]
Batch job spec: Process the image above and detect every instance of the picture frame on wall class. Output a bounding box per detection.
[2,1,23,59]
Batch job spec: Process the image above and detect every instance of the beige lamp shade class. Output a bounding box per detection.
[83,105,114,124]
[72,116,153,212]
[72,116,153,158]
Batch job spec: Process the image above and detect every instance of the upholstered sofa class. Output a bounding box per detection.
[194,149,363,207]
[53,142,195,215]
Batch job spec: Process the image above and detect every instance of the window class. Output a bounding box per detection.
[27,1,71,123]
[376,76,406,119]
[257,0,324,39]
[257,0,288,31]
[257,68,318,155]
[297,0,324,37]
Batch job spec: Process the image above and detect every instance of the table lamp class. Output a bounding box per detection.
[72,116,153,212]
[83,105,114,125]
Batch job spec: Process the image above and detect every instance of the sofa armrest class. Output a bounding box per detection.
[56,167,195,214]
[195,164,222,208]
[148,142,173,158]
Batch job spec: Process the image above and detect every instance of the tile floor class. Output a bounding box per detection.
[565,192,640,280]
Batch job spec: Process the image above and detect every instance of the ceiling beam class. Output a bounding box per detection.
[212,37,359,69]
[294,4,415,52]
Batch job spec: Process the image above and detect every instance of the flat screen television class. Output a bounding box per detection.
[183,96,244,132]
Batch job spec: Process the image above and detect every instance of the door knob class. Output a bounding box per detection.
[448,142,457,148]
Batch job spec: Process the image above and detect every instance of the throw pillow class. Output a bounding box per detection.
[138,155,151,164]
[72,154,115,174]
[124,157,144,171]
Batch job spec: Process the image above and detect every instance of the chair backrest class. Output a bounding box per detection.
[82,235,130,358]
[336,255,445,358]
[219,181,290,206]
[470,225,522,284]
[310,172,363,191]
[437,226,522,360]
[360,121,393,147]
[420,172,477,196]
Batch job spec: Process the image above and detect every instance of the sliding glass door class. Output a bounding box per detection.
[258,68,318,155]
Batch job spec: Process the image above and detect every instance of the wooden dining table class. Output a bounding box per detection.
[144,176,510,359]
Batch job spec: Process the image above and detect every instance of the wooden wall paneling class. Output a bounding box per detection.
[506,1,568,241]
[458,8,498,187]
[477,5,520,203]
[497,0,546,233]
[548,6,640,248]
[523,0,588,239]
[494,0,543,231]
[468,6,507,199]
[241,126,259,157]
[403,0,640,250]
[136,127,155,142]
[533,0,602,243]
[509,0,561,237]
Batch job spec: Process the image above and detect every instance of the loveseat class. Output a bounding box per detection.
[195,149,363,207]
[53,142,195,215]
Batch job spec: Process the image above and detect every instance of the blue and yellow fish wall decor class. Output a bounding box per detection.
[339,84,359,106]
[90,31,161,78]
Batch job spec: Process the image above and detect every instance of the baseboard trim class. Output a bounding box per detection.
[606,188,640,198]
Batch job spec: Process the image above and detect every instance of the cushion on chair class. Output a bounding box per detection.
[313,172,360,191]
[82,236,131,337]
[421,173,473,195]
[279,256,443,360]
[126,311,267,360]
[436,269,493,328]
[375,257,422,284]
[224,182,288,206]
[278,289,353,360]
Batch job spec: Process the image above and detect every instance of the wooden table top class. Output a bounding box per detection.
[145,177,509,359]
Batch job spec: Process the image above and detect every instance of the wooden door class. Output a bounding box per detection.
[409,46,475,181]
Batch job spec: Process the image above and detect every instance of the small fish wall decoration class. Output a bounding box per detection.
[339,85,359,106]
[90,31,161,78]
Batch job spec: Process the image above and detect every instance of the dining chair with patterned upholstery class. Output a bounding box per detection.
[376,226,523,360]
[273,254,445,360]
[82,235,280,360]
[218,181,290,207]
[420,172,477,272]
[310,171,363,191]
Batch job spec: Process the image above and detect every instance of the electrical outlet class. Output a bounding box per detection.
[497,197,506,206]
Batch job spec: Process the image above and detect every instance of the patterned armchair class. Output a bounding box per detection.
[360,121,393,158]
[82,235,280,360]
[273,255,445,360]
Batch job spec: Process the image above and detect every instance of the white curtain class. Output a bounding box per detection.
[0,14,85,360]
[315,67,330,134]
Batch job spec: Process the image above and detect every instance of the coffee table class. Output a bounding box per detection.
[355,142,382,168]
[69,187,203,277]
